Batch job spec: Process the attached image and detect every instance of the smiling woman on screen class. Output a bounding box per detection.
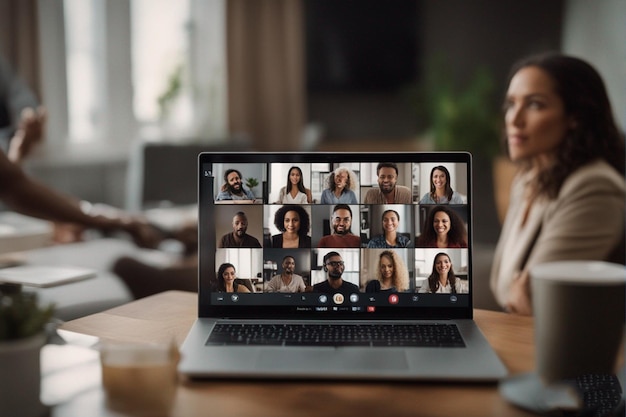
[490,53,625,315]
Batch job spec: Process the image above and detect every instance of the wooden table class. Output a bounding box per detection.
[54,290,538,417]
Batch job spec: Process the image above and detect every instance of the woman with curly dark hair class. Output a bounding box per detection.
[271,205,311,248]
[491,53,625,315]
[419,252,468,294]
[416,206,467,248]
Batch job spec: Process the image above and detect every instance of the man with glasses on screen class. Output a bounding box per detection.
[313,252,360,296]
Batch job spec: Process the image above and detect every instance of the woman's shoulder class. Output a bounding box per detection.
[570,160,624,184]
[398,234,411,247]
[419,193,433,204]
[300,235,312,247]
[450,191,465,203]
[342,189,358,203]
[271,234,282,246]
[560,160,625,196]
[365,280,381,292]
[367,235,385,247]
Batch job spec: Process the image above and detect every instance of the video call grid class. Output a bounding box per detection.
[207,161,470,295]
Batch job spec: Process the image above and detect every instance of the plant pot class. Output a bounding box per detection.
[0,333,48,417]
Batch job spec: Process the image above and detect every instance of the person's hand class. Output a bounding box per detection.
[505,271,533,315]
[52,222,86,244]
[120,218,166,249]
[169,222,198,255]
[8,106,47,164]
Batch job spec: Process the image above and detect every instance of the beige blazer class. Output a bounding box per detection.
[490,159,625,308]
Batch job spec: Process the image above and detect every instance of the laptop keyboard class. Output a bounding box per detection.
[206,323,466,347]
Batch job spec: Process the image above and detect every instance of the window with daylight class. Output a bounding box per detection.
[40,0,227,158]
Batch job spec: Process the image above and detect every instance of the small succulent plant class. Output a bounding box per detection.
[245,177,259,189]
[0,290,54,341]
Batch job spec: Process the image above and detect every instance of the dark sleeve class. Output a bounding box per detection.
[365,280,381,292]
[271,234,282,248]
[300,235,312,248]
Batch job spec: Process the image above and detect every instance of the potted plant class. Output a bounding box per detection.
[245,177,260,196]
[408,58,518,228]
[408,57,501,159]
[0,288,54,417]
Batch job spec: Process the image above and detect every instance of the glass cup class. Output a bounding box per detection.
[100,341,180,416]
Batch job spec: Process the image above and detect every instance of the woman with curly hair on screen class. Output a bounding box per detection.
[416,206,468,248]
[365,250,409,292]
[271,205,312,248]
[320,166,358,204]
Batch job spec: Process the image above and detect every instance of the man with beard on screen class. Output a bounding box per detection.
[363,162,412,204]
[265,255,307,293]
[313,251,360,296]
[216,169,256,201]
[318,204,361,248]
[218,211,262,248]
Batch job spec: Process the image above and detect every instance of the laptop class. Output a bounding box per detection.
[178,151,507,381]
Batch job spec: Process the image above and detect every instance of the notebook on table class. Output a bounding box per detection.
[178,151,507,381]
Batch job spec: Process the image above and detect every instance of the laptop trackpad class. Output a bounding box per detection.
[257,349,408,371]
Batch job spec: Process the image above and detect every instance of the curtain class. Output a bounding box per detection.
[0,0,41,100]
[227,0,305,151]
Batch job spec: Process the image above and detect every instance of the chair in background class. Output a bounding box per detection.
[125,139,252,211]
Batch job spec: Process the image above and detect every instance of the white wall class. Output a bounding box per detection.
[562,0,626,130]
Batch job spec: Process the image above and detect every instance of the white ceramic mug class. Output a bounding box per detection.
[531,260,625,383]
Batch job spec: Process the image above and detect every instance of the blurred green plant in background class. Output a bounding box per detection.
[407,57,502,160]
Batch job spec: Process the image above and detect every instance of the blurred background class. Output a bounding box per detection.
[1,0,624,246]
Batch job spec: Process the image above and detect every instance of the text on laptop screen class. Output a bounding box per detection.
[198,153,472,319]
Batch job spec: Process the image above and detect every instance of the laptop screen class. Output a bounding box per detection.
[198,152,473,319]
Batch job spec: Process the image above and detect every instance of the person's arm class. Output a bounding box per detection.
[363,189,375,204]
[418,279,430,293]
[8,106,46,164]
[245,188,256,199]
[320,189,329,204]
[0,152,161,247]
[305,188,312,204]
[297,275,306,292]
[450,191,465,204]
[265,276,278,293]
[365,280,380,292]
[348,190,358,204]
[506,164,625,315]
[215,189,230,200]
[276,187,285,204]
